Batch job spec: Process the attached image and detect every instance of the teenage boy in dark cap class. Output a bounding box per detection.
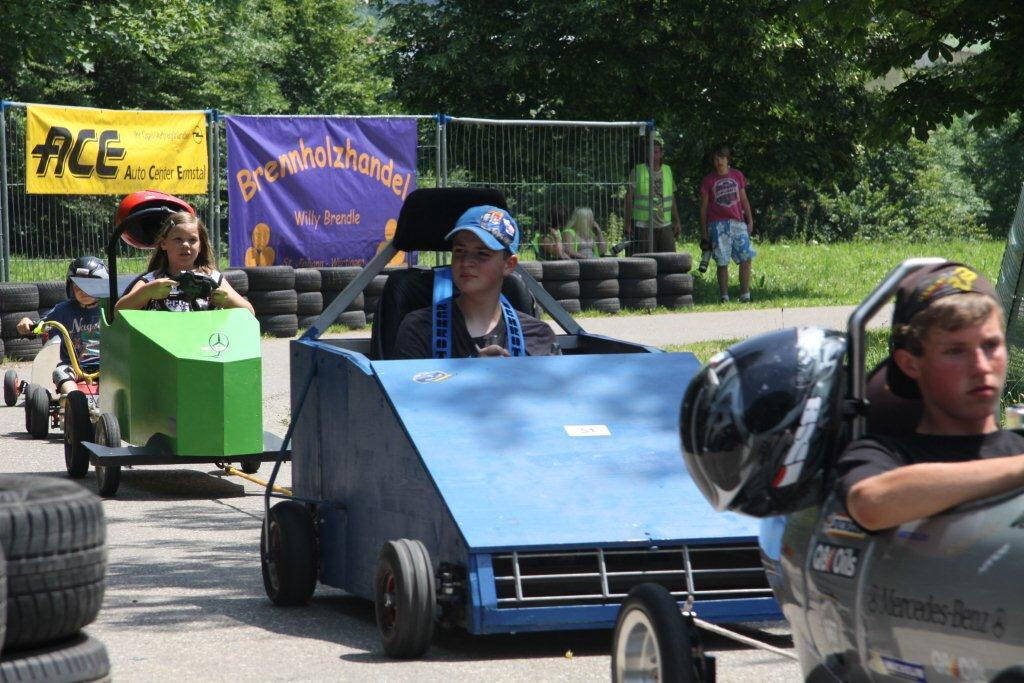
[837,262,1024,531]
[393,205,556,359]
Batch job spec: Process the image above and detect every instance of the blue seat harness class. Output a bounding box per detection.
[431,267,525,359]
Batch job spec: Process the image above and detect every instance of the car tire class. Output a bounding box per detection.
[657,294,694,309]
[2,311,41,339]
[633,252,693,274]
[611,583,694,683]
[657,273,694,296]
[322,290,365,312]
[33,281,67,310]
[318,267,362,291]
[26,384,50,439]
[93,414,121,499]
[541,259,579,281]
[579,278,619,299]
[6,337,43,361]
[0,475,106,650]
[0,284,40,313]
[293,268,322,292]
[244,266,295,291]
[4,368,20,406]
[557,299,581,314]
[256,314,299,338]
[517,260,543,281]
[542,280,580,300]
[334,310,366,329]
[374,539,435,659]
[222,269,249,297]
[261,501,317,606]
[617,257,658,279]
[365,274,389,298]
[247,290,298,315]
[63,391,94,479]
[296,292,324,316]
[577,258,619,279]
[0,632,111,682]
[619,278,658,299]
[581,297,621,314]
[620,297,658,311]
[240,460,260,475]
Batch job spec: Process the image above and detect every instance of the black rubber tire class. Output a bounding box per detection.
[32,282,67,310]
[26,384,50,440]
[657,294,695,309]
[0,632,111,682]
[657,273,694,295]
[293,268,322,292]
[4,368,19,406]
[222,269,249,296]
[557,299,581,314]
[322,290,365,312]
[517,260,543,281]
[0,337,6,363]
[244,266,295,291]
[247,289,298,315]
[611,583,694,683]
[374,539,435,658]
[0,475,107,650]
[256,314,299,338]
[0,541,7,647]
[318,266,362,291]
[63,391,94,479]
[94,413,121,499]
[334,310,366,329]
[542,280,580,300]
[541,259,579,281]
[0,284,40,313]
[617,257,658,279]
[619,278,658,299]
[2,311,40,338]
[6,337,43,361]
[579,278,619,299]
[240,460,260,475]
[296,291,324,316]
[633,251,693,274]
[620,296,658,311]
[581,297,621,314]
[261,501,317,606]
[365,274,389,298]
[577,258,619,279]
[297,315,318,330]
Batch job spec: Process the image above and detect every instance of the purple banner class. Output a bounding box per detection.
[226,116,418,268]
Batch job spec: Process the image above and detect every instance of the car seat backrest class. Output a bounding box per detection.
[370,268,537,360]
[864,359,922,437]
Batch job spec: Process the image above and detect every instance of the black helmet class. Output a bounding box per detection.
[66,255,108,298]
[680,327,848,518]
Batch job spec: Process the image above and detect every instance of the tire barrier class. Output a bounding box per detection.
[541,260,580,315]
[222,269,249,296]
[244,267,298,337]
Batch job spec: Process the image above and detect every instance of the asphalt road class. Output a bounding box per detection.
[0,335,801,681]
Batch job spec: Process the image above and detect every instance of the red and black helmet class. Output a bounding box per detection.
[115,190,195,249]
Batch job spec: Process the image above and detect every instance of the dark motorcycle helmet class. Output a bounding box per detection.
[66,255,109,298]
[115,190,195,249]
[680,327,848,517]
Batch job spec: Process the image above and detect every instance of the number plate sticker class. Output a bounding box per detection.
[564,424,611,437]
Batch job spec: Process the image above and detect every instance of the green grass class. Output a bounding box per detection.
[10,257,151,282]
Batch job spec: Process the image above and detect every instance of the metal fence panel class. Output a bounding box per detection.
[0,102,215,281]
[996,183,1024,399]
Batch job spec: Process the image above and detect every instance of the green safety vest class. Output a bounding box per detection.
[633,164,674,224]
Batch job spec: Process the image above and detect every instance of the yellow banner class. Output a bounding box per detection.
[25,105,208,195]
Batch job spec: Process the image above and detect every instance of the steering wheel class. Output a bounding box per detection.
[170,271,219,302]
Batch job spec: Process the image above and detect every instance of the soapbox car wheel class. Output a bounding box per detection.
[612,583,697,683]
[374,538,435,658]
[63,390,94,478]
[260,500,317,606]
[240,460,260,475]
[94,413,121,497]
[25,383,50,439]
[3,369,19,406]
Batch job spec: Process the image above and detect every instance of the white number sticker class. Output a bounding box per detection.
[564,425,611,437]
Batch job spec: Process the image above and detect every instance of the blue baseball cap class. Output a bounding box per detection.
[445,205,520,254]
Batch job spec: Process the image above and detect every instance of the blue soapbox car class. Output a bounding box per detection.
[259,188,781,657]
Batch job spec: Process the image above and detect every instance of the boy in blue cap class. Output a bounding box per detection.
[393,205,556,359]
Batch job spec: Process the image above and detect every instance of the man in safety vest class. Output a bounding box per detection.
[624,133,682,253]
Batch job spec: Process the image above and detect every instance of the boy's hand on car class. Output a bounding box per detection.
[144,278,176,301]
[476,344,510,358]
[15,317,35,336]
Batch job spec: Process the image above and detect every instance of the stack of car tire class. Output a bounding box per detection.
[0,475,111,680]
[363,272,388,325]
[294,269,323,330]
[616,257,659,311]
[577,259,620,313]
[635,252,695,309]
[319,267,366,329]
[242,266,299,338]
[0,284,45,362]
[540,260,581,314]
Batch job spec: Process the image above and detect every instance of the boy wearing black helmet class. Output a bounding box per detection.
[17,256,107,395]
[837,263,1024,531]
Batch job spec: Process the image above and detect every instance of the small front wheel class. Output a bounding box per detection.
[611,583,695,683]
[374,538,435,658]
[63,391,94,478]
[94,413,121,497]
[240,460,260,475]
[261,501,317,606]
[25,384,50,439]
[3,369,19,406]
